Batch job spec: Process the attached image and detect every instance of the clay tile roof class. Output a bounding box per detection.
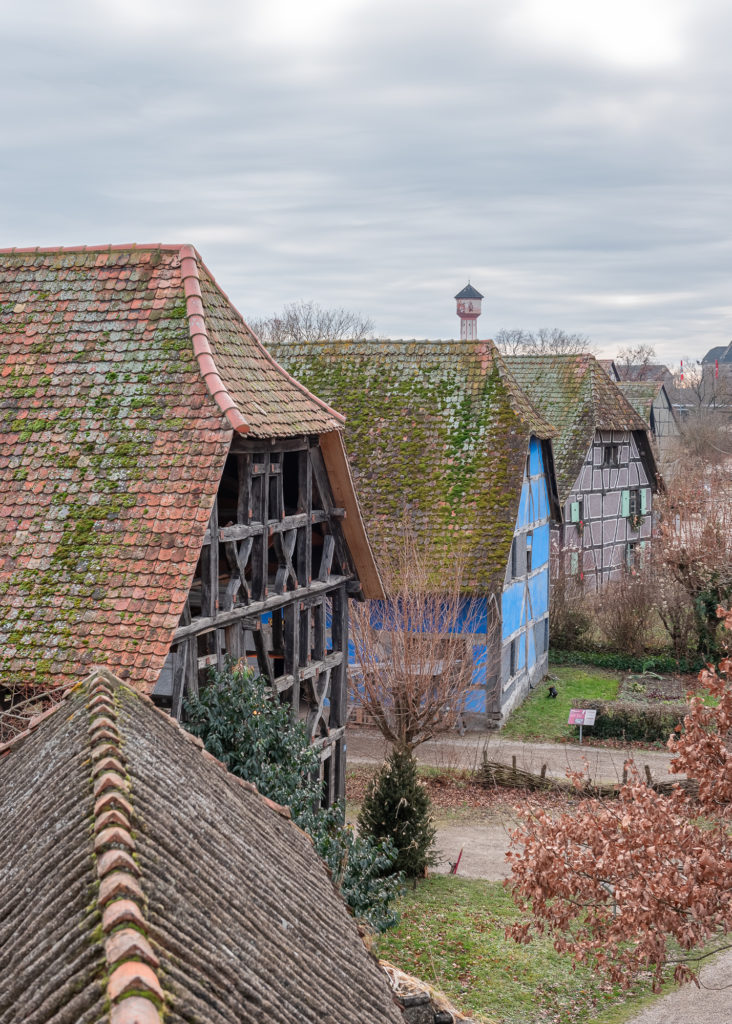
[269,337,556,592]
[617,380,664,425]
[0,245,345,698]
[0,668,404,1024]
[504,353,653,504]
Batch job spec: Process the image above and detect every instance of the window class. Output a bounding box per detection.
[526,452,531,478]
[625,541,638,571]
[628,488,641,516]
[526,531,533,574]
[570,498,584,523]
[510,538,518,579]
[603,444,619,467]
[509,637,518,677]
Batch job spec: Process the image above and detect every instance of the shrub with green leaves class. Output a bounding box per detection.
[184,663,402,931]
[358,747,437,878]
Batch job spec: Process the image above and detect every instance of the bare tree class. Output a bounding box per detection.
[495,327,593,356]
[615,343,657,375]
[248,300,374,347]
[655,466,732,656]
[349,535,492,751]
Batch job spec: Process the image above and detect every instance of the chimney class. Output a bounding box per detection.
[454,283,483,341]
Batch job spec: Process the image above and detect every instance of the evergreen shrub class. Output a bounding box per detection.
[184,662,402,931]
[358,747,437,879]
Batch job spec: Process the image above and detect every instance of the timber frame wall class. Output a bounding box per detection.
[163,434,359,805]
[558,429,654,590]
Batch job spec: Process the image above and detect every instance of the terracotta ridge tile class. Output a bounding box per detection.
[97,848,141,878]
[95,826,136,853]
[105,928,160,969]
[93,771,130,798]
[0,242,182,255]
[102,899,146,933]
[92,756,127,777]
[84,673,166,1022]
[95,791,134,819]
[182,245,346,430]
[110,996,162,1024]
[108,961,164,1003]
[95,808,132,833]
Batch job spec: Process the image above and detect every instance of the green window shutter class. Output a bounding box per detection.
[570,501,580,523]
[621,490,630,517]
[640,489,648,514]
[640,540,647,568]
[570,552,579,575]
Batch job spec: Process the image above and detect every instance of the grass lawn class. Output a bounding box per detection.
[501,665,620,742]
[374,876,659,1024]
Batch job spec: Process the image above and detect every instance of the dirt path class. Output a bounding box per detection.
[432,820,515,880]
[346,726,681,784]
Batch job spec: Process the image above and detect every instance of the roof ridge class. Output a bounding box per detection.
[180,247,345,434]
[0,243,184,255]
[493,348,557,439]
[85,668,165,1024]
[588,358,648,432]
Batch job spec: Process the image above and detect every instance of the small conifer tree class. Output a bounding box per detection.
[358,747,437,879]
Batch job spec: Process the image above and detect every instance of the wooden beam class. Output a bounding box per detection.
[230,435,310,454]
[284,602,300,721]
[309,443,354,577]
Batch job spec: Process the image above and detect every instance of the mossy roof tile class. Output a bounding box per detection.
[0,245,344,699]
[504,353,651,503]
[270,337,555,592]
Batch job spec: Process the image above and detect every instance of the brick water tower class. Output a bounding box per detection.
[455,283,483,340]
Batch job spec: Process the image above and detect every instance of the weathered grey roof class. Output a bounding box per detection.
[0,668,403,1024]
[614,363,674,383]
[504,354,653,503]
[269,337,557,592]
[454,284,483,300]
[617,380,664,424]
[702,341,732,364]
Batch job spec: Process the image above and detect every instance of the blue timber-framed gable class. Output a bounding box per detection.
[497,436,552,718]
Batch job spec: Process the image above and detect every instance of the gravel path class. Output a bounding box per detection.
[349,726,732,1023]
[346,726,681,784]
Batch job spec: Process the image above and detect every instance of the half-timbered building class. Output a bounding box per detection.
[271,336,561,723]
[0,244,381,801]
[505,354,661,588]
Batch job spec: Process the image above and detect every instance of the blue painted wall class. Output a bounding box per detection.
[347,434,553,721]
[500,437,552,709]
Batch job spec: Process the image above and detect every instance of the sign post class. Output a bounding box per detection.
[568,708,596,744]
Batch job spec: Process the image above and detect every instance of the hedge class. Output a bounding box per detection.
[574,699,688,743]
[549,648,706,675]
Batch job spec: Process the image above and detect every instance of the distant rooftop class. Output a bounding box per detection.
[454,283,483,300]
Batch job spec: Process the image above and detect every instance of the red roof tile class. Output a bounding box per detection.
[0,245,346,698]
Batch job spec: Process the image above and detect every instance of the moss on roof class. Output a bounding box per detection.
[504,354,650,503]
[0,246,344,699]
[270,338,554,592]
[617,381,664,425]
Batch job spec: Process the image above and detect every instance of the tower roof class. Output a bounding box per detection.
[454,283,483,301]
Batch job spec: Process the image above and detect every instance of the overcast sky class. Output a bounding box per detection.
[2,0,731,365]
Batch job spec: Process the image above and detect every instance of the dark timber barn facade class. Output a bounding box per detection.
[0,245,381,802]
